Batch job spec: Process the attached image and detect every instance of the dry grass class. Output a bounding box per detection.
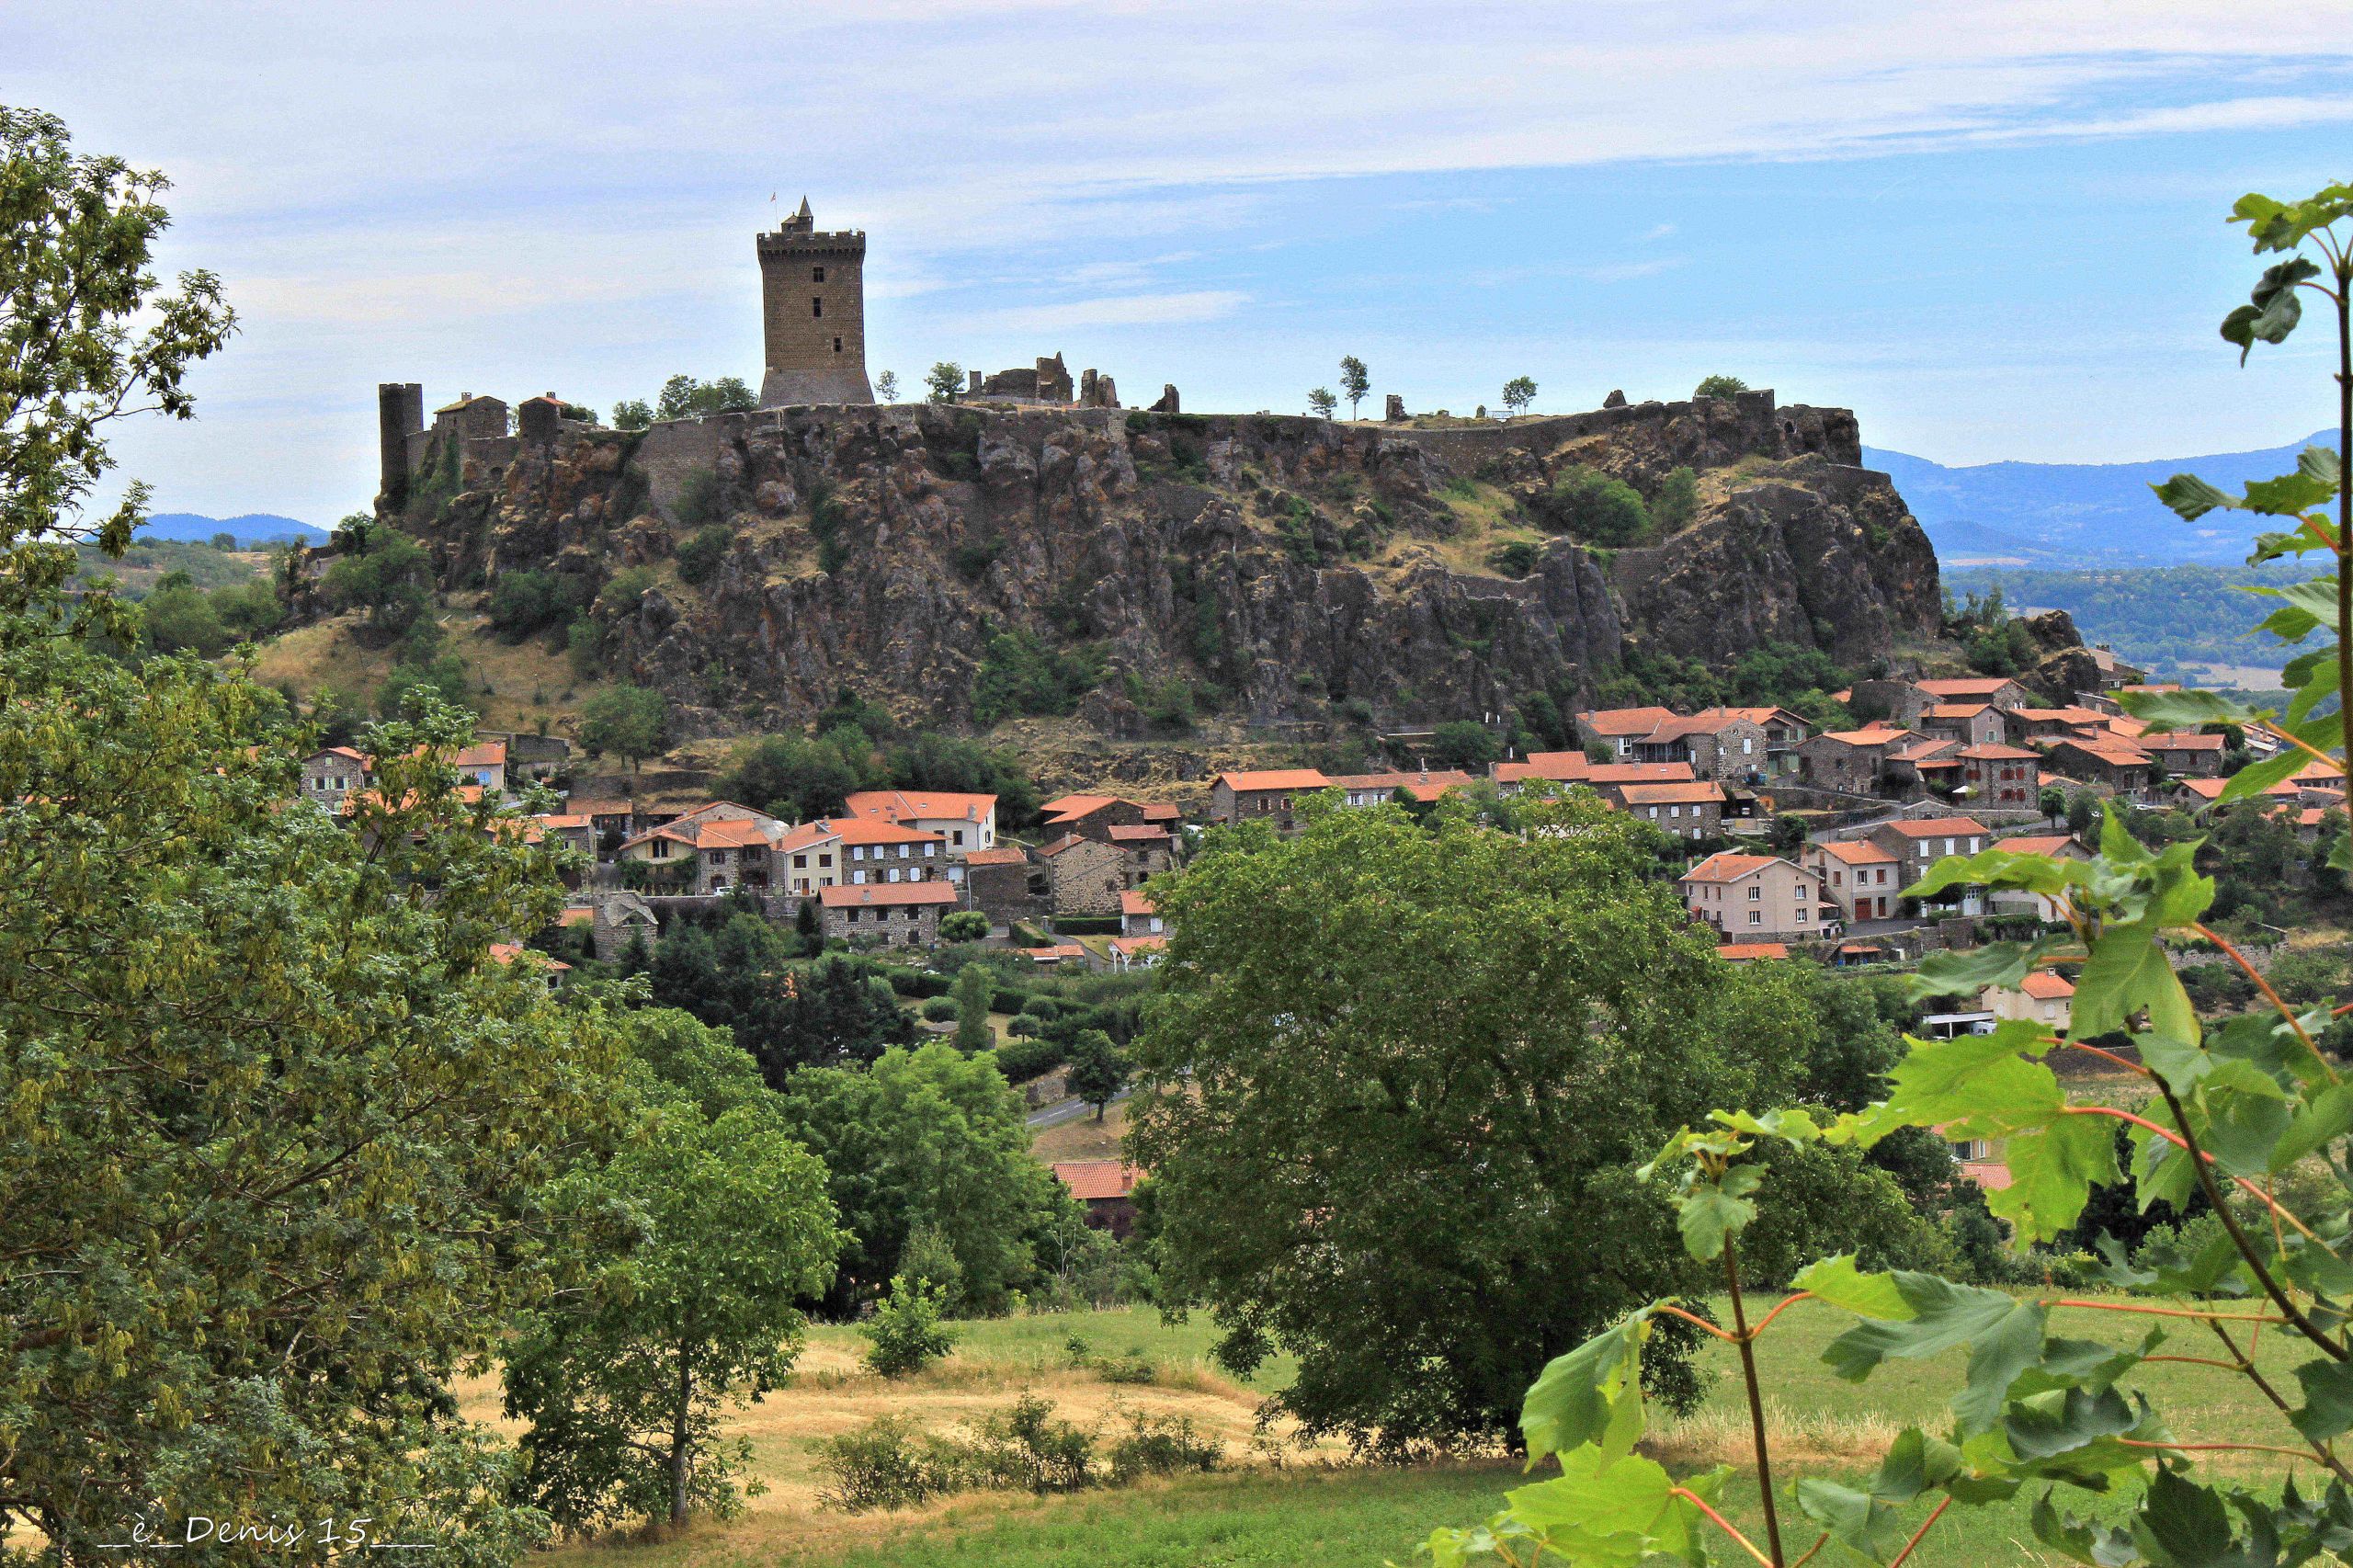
[249,608,617,737]
[1645,1399,1901,1469]
[1029,1101,1129,1164]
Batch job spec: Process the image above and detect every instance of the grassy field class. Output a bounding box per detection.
[499,1288,2320,1567]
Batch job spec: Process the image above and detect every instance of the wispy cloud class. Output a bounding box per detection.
[977,290,1250,334]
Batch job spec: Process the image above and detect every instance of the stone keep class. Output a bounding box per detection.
[757,199,875,407]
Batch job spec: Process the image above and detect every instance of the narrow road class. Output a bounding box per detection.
[1025,1088,1131,1129]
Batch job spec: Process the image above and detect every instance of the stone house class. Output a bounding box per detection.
[963,845,1044,925]
[2172,776,2301,814]
[1632,710,1776,782]
[1865,815,1992,914]
[1331,768,1477,807]
[1108,823,1176,885]
[1039,793,1178,841]
[300,745,369,808]
[449,740,506,792]
[1918,704,2009,748]
[819,881,958,947]
[2137,731,2227,778]
[1574,707,1678,757]
[1913,676,2035,713]
[615,803,792,895]
[1618,780,1724,841]
[570,798,638,856]
[588,890,662,961]
[1038,833,1127,916]
[2002,706,2117,745]
[1956,743,2040,809]
[1798,727,1911,795]
[1679,852,1829,942]
[1051,1160,1142,1237]
[1209,768,1333,831]
[2040,738,2154,797]
[1801,838,1904,924]
[1882,737,1963,798]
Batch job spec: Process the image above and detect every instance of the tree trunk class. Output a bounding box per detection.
[669,1337,693,1526]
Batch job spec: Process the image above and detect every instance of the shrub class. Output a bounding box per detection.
[1049,915,1120,936]
[972,627,1107,726]
[1486,539,1542,578]
[860,1275,957,1378]
[1096,1352,1156,1385]
[969,1394,1093,1494]
[485,568,587,642]
[1529,464,1652,546]
[674,467,722,530]
[675,524,732,585]
[1652,465,1699,529]
[1106,1412,1220,1484]
[816,1417,956,1512]
[918,997,959,1022]
[992,1035,1063,1084]
[938,910,990,943]
[1693,373,1748,398]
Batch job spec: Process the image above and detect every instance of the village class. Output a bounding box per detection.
[294,646,2339,1074]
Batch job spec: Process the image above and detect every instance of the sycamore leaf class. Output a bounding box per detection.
[1677,1164,1762,1262]
[1792,1254,1914,1321]
[2299,442,2343,492]
[2032,1494,2141,1567]
[2241,468,2338,517]
[1872,1426,1963,1501]
[2075,919,2200,1044]
[1987,1108,2120,1244]
[2005,1385,2140,1461]
[2154,472,2237,522]
[1821,1273,2048,1434]
[2234,186,2353,253]
[1845,1022,2063,1149]
[2213,748,2309,812]
[1711,1106,1824,1144]
[1795,1476,1909,1562]
[2117,687,2262,733]
[2290,1358,2353,1445]
[1519,1312,1648,1465]
[2221,256,2321,362]
[1908,936,2077,1001]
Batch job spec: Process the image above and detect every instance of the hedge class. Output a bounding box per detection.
[1049,915,1120,936]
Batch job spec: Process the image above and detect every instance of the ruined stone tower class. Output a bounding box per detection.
[756,198,873,406]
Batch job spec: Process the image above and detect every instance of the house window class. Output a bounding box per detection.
[793,854,807,869]
[1748,910,1762,926]
[1796,907,1809,922]
[1950,1138,1989,1162]
[818,853,833,868]
[925,843,937,857]
[813,266,825,282]
[1748,885,1761,901]
[812,297,824,317]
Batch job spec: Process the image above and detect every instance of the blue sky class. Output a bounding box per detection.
[11,1,2353,523]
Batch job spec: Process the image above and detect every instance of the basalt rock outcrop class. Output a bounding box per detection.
[374,391,1943,737]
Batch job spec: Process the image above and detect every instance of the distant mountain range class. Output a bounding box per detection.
[1864,430,2337,569]
[138,512,329,547]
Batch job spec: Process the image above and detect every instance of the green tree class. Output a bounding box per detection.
[580,684,669,771]
[2039,782,2067,822]
[938,909,990,943]
[611,397,654,430]
[926,361,965,403]
[0,665,620,1554]
[859,1275,956,1377]
[1337,356,1370,418]
[506,1013,841,1529]
[721,732,863,820]
[1501,375,1537,416]
[1128,792,1887,1451]
[649,374,756,422]
[0,108,235,597]
[1063,1028,1129,1121]
[1531,464,1652,545]
[207,529,236,551]
[1693,372,1748,397]
[1307,386,1337,419]
[139,570,230,656]
[874,369,899,403]
[775,1042,1067,1313]
[1652,464,1699,530]
[951,960,995,1052]
[323,525,434,641]
[1429,719,1502,770]
[2065,788,2098,836]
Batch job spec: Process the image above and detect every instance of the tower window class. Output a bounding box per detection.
[832,336,843,353]
[811,297,824,318]
[813,266,825,282]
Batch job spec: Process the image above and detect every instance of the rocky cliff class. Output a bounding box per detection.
[376,391,1943,739]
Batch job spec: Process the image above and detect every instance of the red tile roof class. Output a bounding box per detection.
[1716,942,1790,961]
[1681,851,1790,883]
[1108,936,1167,959]
[843,789,997,823]
[963,846,1030,866]
[2019,971,2075,1000]
[450,741,506,768]
[1618,780,1725,805]
[1879,815,1991,838]
[1915,677,2019,698]
[1957,744,2039,760]
[1216,768,1333,792]
[1577,706,1677,736]
[1051,1160,1141,1201]
[1108,823,1173,841]
[1995,835,2084,856]
[1120,890,1157,916]
[1813,839,1897,865]
[1040,793,1120,822]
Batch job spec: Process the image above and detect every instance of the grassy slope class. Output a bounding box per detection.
[511,1290,2311,1568]
[249,606,617,737]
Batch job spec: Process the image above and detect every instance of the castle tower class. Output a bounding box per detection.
[756,198,873,406]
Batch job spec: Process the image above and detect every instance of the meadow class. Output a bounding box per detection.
[499,1290,2317,1568]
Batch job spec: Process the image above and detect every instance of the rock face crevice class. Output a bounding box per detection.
[381,392,1940,736]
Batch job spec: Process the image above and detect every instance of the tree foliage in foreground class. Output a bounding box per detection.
[506,1012,841,1530]
[1423,180,2353,1568]
[1128,790,1936,1455]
